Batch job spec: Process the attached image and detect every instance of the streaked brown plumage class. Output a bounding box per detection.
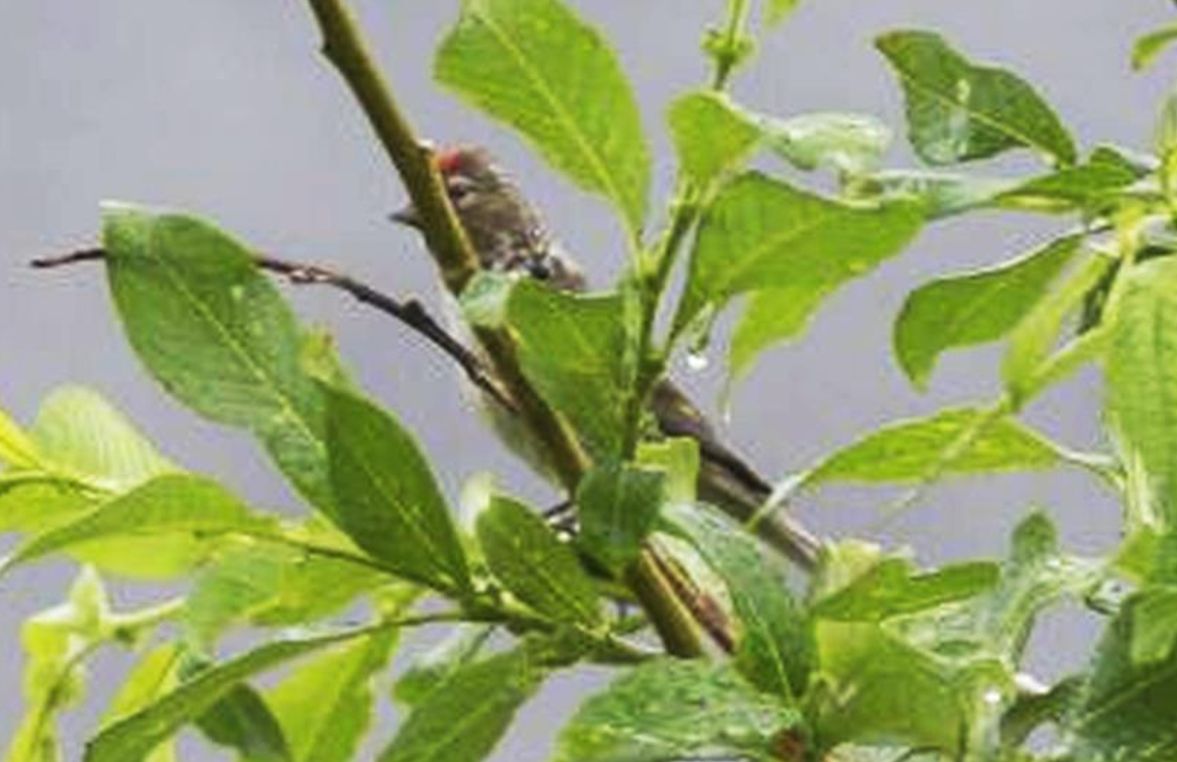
[393,145,820,569]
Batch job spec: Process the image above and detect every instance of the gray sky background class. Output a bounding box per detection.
[2,1,1175,759]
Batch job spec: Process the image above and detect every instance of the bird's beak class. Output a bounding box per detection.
[389,204,422,229]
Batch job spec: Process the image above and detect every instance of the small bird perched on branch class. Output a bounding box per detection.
[392,145,820,569]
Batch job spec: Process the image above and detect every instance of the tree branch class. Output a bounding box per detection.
[304,0,478,295]
[301,0,702,658]
[30,248,516,411]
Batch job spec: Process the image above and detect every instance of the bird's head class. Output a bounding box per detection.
[389,145,506,230]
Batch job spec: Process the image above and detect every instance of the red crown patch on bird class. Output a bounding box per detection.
[435,147,465,175]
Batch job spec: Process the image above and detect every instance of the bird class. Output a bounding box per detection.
[391,144,820,570]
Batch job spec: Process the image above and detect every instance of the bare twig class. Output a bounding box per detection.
[30,248,516,411]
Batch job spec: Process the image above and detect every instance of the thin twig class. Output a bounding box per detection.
[30,248,516,411]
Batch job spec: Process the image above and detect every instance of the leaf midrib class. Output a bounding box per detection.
[142,231,324,458]
[470,7,635,229]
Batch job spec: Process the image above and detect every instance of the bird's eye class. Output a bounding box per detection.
[446,176,475,202]
[528,259,552,280]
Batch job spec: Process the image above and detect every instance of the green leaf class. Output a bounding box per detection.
[763,112,892,177]
[664,502,812,700]
[100,645,181,762]
[102,204,333,513]
[1128,586,1177,664]
[1106,257,1177,528]
[1062,598,1177,759]
[1000,676,1082,750]
[476,495,601,626]
[32,386,178,493]
[812,621,990,753]
[850,169,1019,220]
[323,385,470,593]
[0,475,273,578]
[553,659,800,762]
[435,0,650,234]
[802,408,1060,488]
[505,280,634,459]
[668,93,890,185]
[895,235,1082,389]
[7,569,109,762]
[184,540,388,650]
[0,404,42,471]
[268,630,399,762]
[192,682,291,762]
[377,647,543,762]
[676,172,922,374]
[393,625,495,707]
[765,0,799,27]
[667,92,762,186]
[1133,23,1177,71]
[876,30,1076,166]
[635,437,699,506]
[813,559,999,622]
[976,511,1101,661]
[996,146,1148,213]
[0,480,96,535]
[576,464,666,573]
[84,625,384,762]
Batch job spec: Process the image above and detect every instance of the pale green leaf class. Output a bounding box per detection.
[813,559,999,622]
[393,625,494,707]
[766,0,799,27]
[877,30,1076,166]
[1106,257,1177,527]
[100,645,181,762]
[268,630,399,762]
[84,625,383,762]
[476,495,601,626]
[895,236,1082,389]
[664,502,811,700]
[1133,24,1177,71]
[324,385,470,594]
[576,464,666,573]
[0,481,96,536]
[184,541,388,650]
[553,659,799,762]
[0,404,42,471]
[102,204,332,513]
[377,647,543,762]
[763,112,892,177]
[667,92,762,186]
[435,0,650,234]
[803,408,1060,488]
[7,568,110,762]
[33,386,178,492]
[0,475,273,578]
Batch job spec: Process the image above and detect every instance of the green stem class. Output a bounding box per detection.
[305,0,478,293]
[106,597,186,641]
[711,0,752,90]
